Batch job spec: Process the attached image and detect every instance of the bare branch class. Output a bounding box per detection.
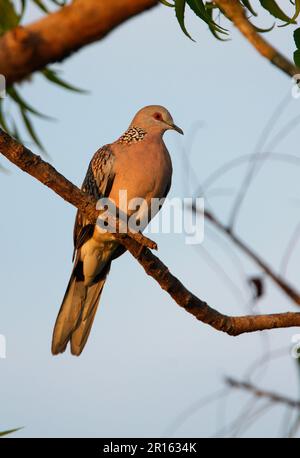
[226,377,300,409]
[1,128,300,336]
[0,0,158,85]
[204,209,300,306]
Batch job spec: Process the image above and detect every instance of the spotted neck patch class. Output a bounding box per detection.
[117,126,147,145]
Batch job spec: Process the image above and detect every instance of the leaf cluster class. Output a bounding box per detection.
[160,1,300,40]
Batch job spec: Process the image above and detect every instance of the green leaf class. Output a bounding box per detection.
[31,0,66,11]
[7,86,54,120]
[205,4,229,40]
[174,0,195,40]
[50,0,67,5]
[187,0,215,26]
[32,0,49,13]
[294,49,300,67]
[0,0,19,35]
[258,0,296,24]
[252,22,275,33]
[294,27,300,49]
[290,0,300,22]
[42,68,88,93]
[20,106,46,153]
[187,0,209,21]
[187,0,227,35]
[159,0,174,6]
[241,0,257,16]
[10,118,22,143]
[19,0,27,20]
[0,427,23,437]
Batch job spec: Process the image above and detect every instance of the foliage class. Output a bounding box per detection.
[0,0,82,153]
[1,1,300,149]
[0,427,23,437]
[293,27,300,67]
[160,1,300,40]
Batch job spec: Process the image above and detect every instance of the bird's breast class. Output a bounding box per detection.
[111,139,172,204]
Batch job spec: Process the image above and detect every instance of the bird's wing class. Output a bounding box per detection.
[73,145,115,259]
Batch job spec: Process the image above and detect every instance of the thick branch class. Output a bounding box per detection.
[226,377,300,409]
[1,129,300,336]
[214,0,298,77]
[0,0,158,85]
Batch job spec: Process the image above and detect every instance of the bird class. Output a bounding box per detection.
[51,105,183,356]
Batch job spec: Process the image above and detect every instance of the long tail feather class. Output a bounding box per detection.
[52,261,109,355]
[70,279,105,356]
[51,272,86,354]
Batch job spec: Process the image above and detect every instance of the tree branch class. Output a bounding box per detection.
[0,128,156,250]
[214,0,298,78]
[226,377,300,409]
[204,209,300,306]
[0,0,158,85]
[0,0,297,87]
[1,128,300,336]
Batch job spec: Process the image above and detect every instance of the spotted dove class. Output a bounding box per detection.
[51,105,183,356]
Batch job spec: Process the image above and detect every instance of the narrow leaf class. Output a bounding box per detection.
[290,0,300,22]
[50,0,67,5]
[187,0,227,34]
[20,107,46,153]
[32,0,49,13]
[206,5,229,40]
[294,49,300,67]
[259,0,296,24]
[0,0,19,35]
[294,27,300,49]
[175,0,195,40]
[7,86,53,120]
[42,68,88,93]
[252,22,275,33]
[18,0,27,21]
[241,0,257,16]
[159,0,175,6]
[0,427,23,437]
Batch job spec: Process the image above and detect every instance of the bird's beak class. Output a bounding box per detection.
[172,123,184,135]
[165,121,184,135]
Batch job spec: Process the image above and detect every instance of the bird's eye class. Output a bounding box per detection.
[153,112,162,121]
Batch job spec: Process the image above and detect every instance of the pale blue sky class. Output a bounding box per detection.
[1,1,300,437]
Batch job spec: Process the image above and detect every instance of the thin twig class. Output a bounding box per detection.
[203,209,300,306]
[226,377,300,409]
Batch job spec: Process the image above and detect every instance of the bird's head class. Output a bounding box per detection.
[131,105,184,136]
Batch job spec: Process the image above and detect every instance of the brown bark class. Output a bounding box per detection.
[1,128,300,337]
[0,0,158,85]
[0,0,296,87]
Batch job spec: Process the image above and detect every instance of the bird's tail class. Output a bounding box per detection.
[51,261,110,356]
